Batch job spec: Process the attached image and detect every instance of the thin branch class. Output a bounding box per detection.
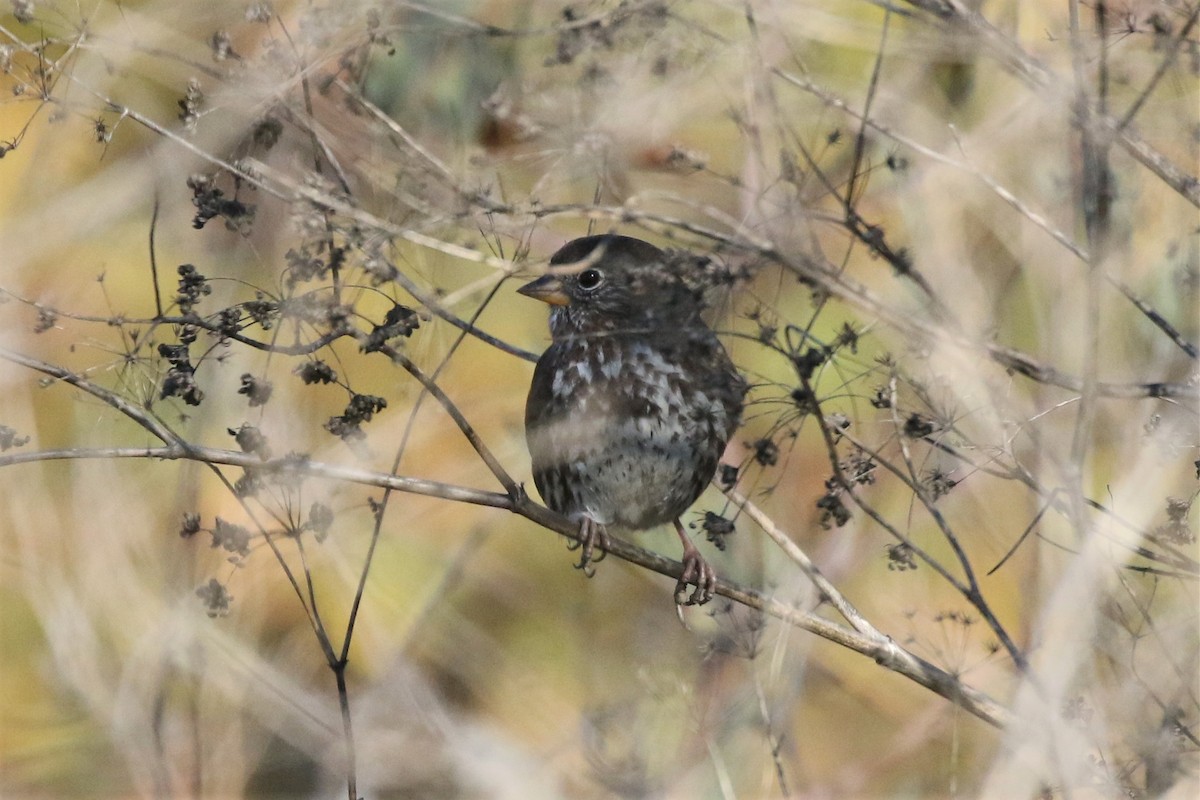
[519,205,1197,397]
[338,280,511,674]
[512,490,1013,729]
[899,0,1200,207]
[149,194,163,318]
[0,443,514,507]
[847,6,891,209]
[0,429,1012,730]
[378,344,520,496]
[724,486,874,636]
[0,346,179,445]
[1118,5,1200,132]
[879,375,1027,672]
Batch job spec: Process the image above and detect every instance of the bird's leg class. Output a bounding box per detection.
[673,519,716,606]
[573,516,610,577]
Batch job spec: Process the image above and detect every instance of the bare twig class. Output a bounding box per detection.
[899,0,1200,207]
[0,346,1012,730]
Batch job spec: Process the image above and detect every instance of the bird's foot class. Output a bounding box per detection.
[673,519,716,605]
[572,516,610,577]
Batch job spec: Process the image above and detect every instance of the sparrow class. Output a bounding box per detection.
[519,234,745,604]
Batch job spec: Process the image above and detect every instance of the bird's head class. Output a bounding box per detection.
[518,235,706,337]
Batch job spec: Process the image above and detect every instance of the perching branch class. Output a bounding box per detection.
[0,345,1012,730]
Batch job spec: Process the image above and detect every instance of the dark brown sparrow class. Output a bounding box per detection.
[519,234,745,604]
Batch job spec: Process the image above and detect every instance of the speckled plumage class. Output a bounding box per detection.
[520,235,745,604]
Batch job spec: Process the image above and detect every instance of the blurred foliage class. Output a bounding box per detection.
[1,1,1198,799]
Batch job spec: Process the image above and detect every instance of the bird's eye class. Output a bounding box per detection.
[577,269,604,291]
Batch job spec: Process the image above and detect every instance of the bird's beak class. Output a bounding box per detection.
[517,274,571,306]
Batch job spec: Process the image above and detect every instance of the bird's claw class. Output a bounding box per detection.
[672,519,716,606]
[674,550,716,606]
[572,517,610,577]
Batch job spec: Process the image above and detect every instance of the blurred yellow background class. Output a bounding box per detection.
[1,1,1197,798]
